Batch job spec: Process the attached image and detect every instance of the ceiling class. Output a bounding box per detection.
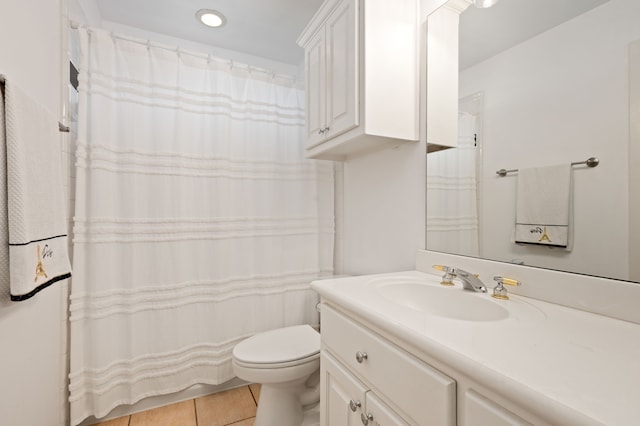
[95,0,324,65]
[92,0,609,69]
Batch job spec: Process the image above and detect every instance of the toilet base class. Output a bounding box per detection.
[301,402,320,426]
[254,376,320,426]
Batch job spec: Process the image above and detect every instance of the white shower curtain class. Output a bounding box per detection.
[426,112,480,257]
[69,28,334,424]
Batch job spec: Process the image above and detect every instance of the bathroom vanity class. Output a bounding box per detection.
[311,254,640,425]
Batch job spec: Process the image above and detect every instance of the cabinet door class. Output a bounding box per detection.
[305,28,326,149]
[321,352,368,426]
[363,391,409,426]
[325,0,358,140]
[464,390,532,426]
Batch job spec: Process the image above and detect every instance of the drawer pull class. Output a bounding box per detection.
[361,412,374,425]
[355,351,368,363]
[349,399,361,412]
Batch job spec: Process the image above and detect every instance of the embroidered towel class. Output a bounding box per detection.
[514,164,572,248]
[1,76,71,301]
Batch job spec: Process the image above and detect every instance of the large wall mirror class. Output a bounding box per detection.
[425,0,640,282]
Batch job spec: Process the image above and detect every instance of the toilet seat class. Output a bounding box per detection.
[232,324,322,425]
[233,325,320,369]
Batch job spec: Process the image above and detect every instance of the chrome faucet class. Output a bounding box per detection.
[433,265,487,293]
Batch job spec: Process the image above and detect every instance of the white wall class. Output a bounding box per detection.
[340,141,426,275]
[459,0,640,280]
[0,0,67,425]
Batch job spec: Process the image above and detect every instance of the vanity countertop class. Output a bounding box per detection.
[311,270,640,425]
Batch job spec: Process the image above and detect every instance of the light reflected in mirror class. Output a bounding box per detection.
[426,0,640,282]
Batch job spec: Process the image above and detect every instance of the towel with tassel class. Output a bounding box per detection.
[1,76,71,301]
[514,164,572,248]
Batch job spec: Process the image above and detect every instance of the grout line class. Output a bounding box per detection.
[225,416,256,426]
[127,415,131,426]
[193,398,199,426]
[248,385,258,407]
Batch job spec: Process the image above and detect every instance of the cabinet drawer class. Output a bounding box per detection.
[321,304,456,425]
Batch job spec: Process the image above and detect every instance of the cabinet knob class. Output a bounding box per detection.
[361,412,374,425]
[318,128,325,135]
[349,399,361,412]
[323,126,330,133]
[355,351,368,363]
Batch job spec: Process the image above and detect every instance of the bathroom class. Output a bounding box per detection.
[0,0,638,425]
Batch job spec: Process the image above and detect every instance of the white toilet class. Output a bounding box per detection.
[232,325,321,426]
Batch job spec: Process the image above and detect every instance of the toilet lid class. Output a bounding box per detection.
[233,325,320,365]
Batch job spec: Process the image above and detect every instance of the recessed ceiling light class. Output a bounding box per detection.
[474,0,500,8]
[196,9,226,28]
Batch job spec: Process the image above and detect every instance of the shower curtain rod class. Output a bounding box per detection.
[68,21,299,84]
[496,157,600,177]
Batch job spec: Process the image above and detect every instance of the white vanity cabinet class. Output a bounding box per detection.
[322,352,409,425]
[297,0,418,160]
[463,390,532,426]
[312,269,640,425]
[320,304,456,425]
[319,303,549,426]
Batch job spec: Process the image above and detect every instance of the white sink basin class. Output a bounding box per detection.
[373,277,509,322]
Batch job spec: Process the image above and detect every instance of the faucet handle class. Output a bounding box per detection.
[492,276,521,300]
[432,265,455,286]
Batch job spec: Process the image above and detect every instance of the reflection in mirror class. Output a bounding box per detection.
[427,93,483,258]
[426,0,640,282]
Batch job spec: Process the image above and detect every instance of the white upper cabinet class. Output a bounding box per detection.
[304,0,358,150]
[324,0,359,143]
[298,0,419,161]
[305,28,328,149]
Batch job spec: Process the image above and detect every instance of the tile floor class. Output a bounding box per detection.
[94,384,261,426]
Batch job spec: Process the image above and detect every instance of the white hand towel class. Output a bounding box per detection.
[514,164,572,248]
[1,76,71,301]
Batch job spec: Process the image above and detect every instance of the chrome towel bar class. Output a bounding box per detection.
[496,157,599,177]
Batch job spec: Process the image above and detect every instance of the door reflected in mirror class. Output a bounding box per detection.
[425,0,640,282]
